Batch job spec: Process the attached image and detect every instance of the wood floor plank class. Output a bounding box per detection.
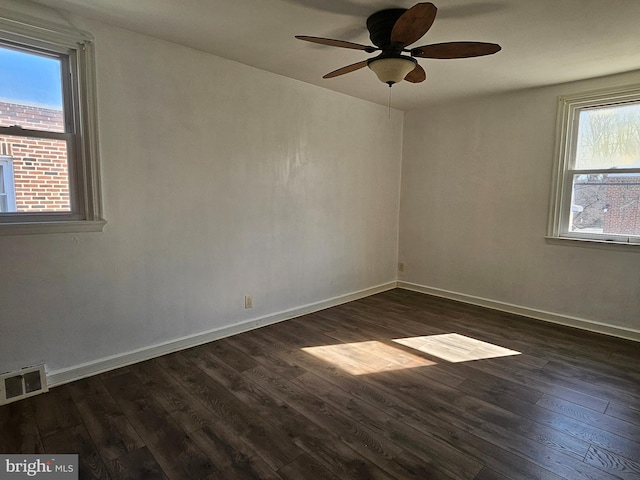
[532,385,610,414]
[455,370,543,404]
[0,399,43,453]
[362,370,609,480]
[106,446,168,480]
[458,411,621,480]
[42,424,110,480]
[291,370,484,479]
[455,379,591,459]
[156,352,303,471]
[610,349,640,367]
[31,385,83,438]
[381,450,459,480]
[68,376,144,462]
[261,318,341,349]
[129,359,214,434]
[241,365,418,478]
[2,289,638,480]
[277,453,342,480]
[473,466,513,480]
[451,351,629,413]
[363,384,567,480]
[536,393,640,443]
[102,371,217,479]
[534,366,639,411]
[583,445,640,479]
[198,337,260,372]
[180,345,297,425]
[277,413,395,480]
[100,366,132,378]
[461,377,640,462]
[223,332,307,380]
[543,358,640,393]
[606,401,640,427]
[189,424,282,480]
[208,468,274,480]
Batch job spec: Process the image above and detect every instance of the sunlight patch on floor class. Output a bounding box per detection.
[393,333,521,363]
[301,341,437,375]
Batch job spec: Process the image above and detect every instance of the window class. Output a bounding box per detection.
[548,85,640,247]
[0,156,16,212]
[0,10,104,234]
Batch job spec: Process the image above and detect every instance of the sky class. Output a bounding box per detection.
[0,45,63,107]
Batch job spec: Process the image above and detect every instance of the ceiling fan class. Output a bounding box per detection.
[296,2,501,87]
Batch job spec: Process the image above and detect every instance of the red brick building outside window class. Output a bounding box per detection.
[0,100,70,212]
[603,174,640,236]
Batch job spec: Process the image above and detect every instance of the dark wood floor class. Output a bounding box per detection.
[2,289,639,480]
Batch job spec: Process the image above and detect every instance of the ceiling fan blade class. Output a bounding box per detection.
[405,64,426,83]
[323,60,369,79]
[390,2,437,46]
[296,36,377,52]
[411,41,501,59]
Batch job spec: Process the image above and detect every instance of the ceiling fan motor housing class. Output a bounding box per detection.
[366,9,407,48]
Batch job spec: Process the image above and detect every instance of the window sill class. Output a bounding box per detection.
[0,219,106,236]
[545,235,639,252]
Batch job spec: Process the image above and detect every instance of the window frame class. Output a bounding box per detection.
[547,84,640,249]
[0,8,104,235]
[0,155,16,212]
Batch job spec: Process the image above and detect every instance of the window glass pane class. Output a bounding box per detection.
[0,161,15,212]
[0,44,65,133]
[575,102,640,169]
[0,162,6,212]
[569,173,640,236]
[0,134,70,213]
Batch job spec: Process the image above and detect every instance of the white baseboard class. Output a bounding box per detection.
[47,282,397,386]
[398,281,640,343]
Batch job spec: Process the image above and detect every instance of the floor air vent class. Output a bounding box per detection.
[0,365,48,405]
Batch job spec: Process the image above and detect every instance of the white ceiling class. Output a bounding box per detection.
[31,0,640,111]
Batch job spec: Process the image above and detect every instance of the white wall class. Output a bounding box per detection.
[0,3,403,377]
[400,71,640,335]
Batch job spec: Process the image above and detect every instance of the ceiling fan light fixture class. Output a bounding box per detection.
[368,56,417,85]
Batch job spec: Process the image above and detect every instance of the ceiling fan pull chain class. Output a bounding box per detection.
[388,84,392,119]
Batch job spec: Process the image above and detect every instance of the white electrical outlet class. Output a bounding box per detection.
[245,295,253,309]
